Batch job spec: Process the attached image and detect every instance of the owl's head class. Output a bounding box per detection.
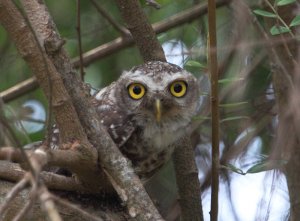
[115,61,199,124]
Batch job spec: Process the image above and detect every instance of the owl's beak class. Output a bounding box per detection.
[155,99,162,123]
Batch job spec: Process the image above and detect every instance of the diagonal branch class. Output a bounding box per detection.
[28,0,163,218]
[0,0,164,220]
[114,0,166,62]
[89,0,129,36]
[0,177,29,216]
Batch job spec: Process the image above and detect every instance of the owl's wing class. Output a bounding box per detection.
[47,83,135,149]
[93,83,135,147]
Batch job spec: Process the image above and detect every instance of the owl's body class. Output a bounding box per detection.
[93,61,199,179]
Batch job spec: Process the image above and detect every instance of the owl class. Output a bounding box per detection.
[93,61,200,180]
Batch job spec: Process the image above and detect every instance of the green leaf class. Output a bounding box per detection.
[192,115,211,121]
[219,101,248,108]
[200,92,209,96]
[253,9,277,18]
[246,161,270,173]
[277,0,296,6]
[218,78,244,84]
[185,60,207,69]
[270,25,291,35]
[290,15,300,27]
[220,116,250,123]
[221,164,245,175]
[246,160,288,174]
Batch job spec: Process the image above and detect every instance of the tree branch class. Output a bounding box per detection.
[0,177,29,216]
[207,0,220,220]
[50,194,104,221]
[89,0,129,36]
[173,136,204,221]
[0,77,39,103]
[0,0,164,220]
[33,0,163,217]
[114,0,166,62]
[76,0,85,81]
[0,0,231,103]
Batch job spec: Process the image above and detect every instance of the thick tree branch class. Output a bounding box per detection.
[173,136,203,221]
[28,0,163,218]
[114,0,166,62]
[0,159,94,193]
[0,0,86,144]
[0,0,164,220]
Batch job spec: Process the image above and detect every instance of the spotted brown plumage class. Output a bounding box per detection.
[50,61,200,180]
[92,61,200,180]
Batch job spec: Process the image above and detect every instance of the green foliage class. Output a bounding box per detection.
[222,159,287,175]
[220,116,250,123]
[290,15,300,27]
[221,164,246,175]
[270,25,290,35]
[276,0,296,6]
[185,60,207,70]
[218,78,244,84]
[253,0,300,36]
[219,101,248,108]
[253,9,277,18]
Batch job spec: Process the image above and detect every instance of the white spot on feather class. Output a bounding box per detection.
[95,87,107,100]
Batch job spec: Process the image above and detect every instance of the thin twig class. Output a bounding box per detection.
[0,0,231,103]
[245,2,294,89]
[207,0,220,220]
[51,194,105,221]
[0,99,36,176]
[264,0,294,38]
[2,0,165,219]
[76,0,85,81]
[12,193,36,221]
[89,0,129,36]
[0,177,29,216]
[39,187,62,221]
[0,77,39,103]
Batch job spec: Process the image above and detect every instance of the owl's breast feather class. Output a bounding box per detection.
[141,117,191,152]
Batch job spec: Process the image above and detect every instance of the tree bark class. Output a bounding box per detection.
[0,0,164,220]
[114,0,166,62]
[173,136,204,221]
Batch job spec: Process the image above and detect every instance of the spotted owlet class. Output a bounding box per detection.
[92,61,200,180]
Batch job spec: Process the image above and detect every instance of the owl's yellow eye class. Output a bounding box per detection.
[169,81,187,98]
[128,83,146,99]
